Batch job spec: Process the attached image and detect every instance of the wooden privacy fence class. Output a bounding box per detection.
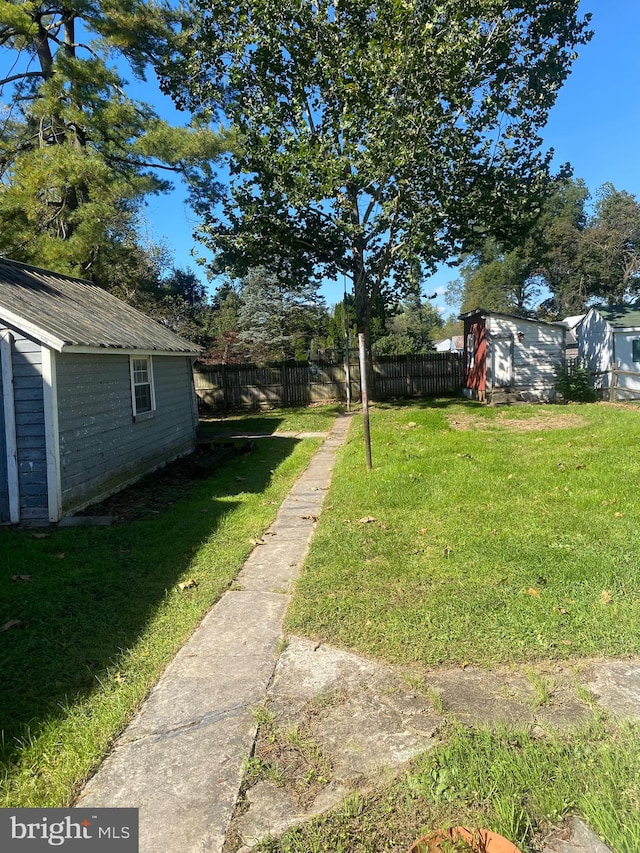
[193,352,464,411]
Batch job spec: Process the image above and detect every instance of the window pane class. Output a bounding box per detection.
[133,358,149,383]
[633,340,640,363]
[135,384,152,413]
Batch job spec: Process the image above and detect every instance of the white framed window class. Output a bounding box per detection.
[130,355,156,419]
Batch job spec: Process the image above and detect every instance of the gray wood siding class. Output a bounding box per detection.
[0,341,8,522]
[55,353,197,513]
[4,331,48,520]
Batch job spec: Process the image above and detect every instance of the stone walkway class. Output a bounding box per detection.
[76,412,640,853]
[232,637,639,852]
[76,414,353,852]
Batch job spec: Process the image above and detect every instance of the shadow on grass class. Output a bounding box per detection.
[374,397,487,411]
[198,414,286,436]
[0,437,298,766]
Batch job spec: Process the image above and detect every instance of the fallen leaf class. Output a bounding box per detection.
[55,553,66,559]
[554,606,570,615]
[114,672,126,683]
[178,578,198,590]
[600,590,612,604]
[444,545,453,557]
[575,463,586,470]
[614,512,623,518]
[557,462,566,470]
[358,516,376,524]
[526,587,541,597]
[461,661,469,669]
[251,538,266,545]
[11,574,32,582]
[1,619,25,631]
[300,514,318,521]
[419,528,428,535]
[379,522,389,530]
[31,532,49,539]
[406,421,417,429]
[560,640,573,646]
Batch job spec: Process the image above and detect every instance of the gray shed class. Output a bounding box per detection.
[0,258,201,524]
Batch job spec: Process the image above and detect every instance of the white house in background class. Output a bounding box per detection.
[433,336,464,353]
[579,305,640,399]
[460,308,566,403]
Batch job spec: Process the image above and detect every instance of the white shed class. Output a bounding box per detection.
[460,308,566,403]
[579,305,640,399]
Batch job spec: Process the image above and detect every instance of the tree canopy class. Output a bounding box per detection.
[165,0,592,376]
[0,0,227,290]
[448,178,640,318]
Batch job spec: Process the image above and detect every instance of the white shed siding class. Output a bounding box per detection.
[609,332,640,398]
[578,309,613,391]
[487,316,565,401]
[55,352,197,514]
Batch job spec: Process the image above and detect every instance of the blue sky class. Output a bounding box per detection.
[141,1,640,314]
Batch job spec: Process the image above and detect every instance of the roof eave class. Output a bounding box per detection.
[0,306,66,351]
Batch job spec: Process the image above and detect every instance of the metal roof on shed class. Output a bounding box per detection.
[595,304,640,329]
[0,258,201,354]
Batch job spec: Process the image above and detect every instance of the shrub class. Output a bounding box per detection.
[555,360,597,402]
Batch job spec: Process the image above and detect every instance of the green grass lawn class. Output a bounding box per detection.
[0,427,323,807]
[287,401,640,666]
[199,404,343,435]
[267,400,640,853]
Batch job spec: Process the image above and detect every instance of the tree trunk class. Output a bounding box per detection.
[353,272,376,403]
[347,181,377,402]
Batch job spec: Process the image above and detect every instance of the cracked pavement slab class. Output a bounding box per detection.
[75,415,353,853]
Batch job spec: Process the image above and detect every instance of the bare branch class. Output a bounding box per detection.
[0,71,44,87]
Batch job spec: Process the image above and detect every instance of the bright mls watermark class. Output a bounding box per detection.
[0,809,138,851]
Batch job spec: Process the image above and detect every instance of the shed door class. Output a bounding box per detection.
[492,338,513,388]
[0,348,9,522]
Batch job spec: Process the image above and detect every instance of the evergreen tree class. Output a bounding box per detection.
[0,0,227,291]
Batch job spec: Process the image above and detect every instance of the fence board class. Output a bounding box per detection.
[194,353,463,412]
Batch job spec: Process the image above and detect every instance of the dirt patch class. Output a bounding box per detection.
[77,442,253,523]
[447,412,589,432]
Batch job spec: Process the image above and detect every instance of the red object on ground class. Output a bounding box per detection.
[408,825,522,853]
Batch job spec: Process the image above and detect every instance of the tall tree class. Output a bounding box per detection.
[0,0,226,288]
[579,184,640,305]
[450,178,640,318]
[235,268,328,363]
[165,0,592,386]
[447,176,591,317]
[449,239,539,316]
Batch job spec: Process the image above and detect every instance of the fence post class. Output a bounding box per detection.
[610,366,618,403]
